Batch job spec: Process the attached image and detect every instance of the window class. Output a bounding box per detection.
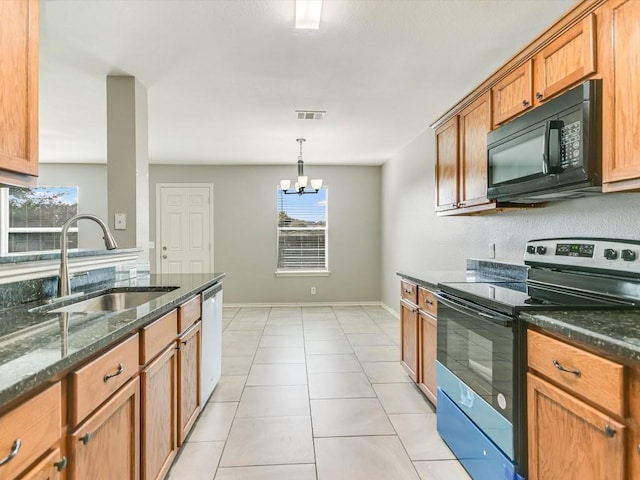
[1,186,79,254]
[277,188,327,273]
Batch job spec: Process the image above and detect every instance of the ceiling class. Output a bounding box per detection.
[39,0,577,166]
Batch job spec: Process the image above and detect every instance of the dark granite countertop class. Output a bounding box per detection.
[397,259,528,290]
[520,309,640,363]
[0,272,224,409]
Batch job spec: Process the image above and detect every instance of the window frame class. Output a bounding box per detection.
[275,186,330,277]
[0,187,79,256]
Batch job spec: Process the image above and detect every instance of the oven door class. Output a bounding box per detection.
[435,292,515,460]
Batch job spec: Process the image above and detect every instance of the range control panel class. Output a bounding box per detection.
[524,238,640,275]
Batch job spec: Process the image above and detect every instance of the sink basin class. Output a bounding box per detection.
[47,287,178,313]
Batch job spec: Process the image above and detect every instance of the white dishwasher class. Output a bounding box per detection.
[200,282,223,404]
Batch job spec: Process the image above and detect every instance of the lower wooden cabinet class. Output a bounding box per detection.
[527,372,625,480]
[418,312,437,405]
[141,345,177,480]
[18,446,66,480]
[0,383,61,480]
[177,321,201,446]
[400,299,419,382]
[68,377,140,480]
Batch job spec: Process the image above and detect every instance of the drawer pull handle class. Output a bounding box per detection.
[103,363,124,382]
[54,456,68,471]
[79,432,92,445]
[0,439,21,466]
[604,425,617,438]
[552,359,581,377]
[424,299,434,305]
[404,289,412,294]
[181,339,188,345]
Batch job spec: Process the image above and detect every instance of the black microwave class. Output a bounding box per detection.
[487,79,601,202]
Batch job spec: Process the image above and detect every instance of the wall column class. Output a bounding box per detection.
[106,75,150,269]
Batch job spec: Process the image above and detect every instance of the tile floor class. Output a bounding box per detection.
[168,305,471,480]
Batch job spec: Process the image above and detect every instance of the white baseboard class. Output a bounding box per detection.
[380,302,400,319]
[224,301,386,308]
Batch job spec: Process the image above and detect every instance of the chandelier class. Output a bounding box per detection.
[279,138,323,195]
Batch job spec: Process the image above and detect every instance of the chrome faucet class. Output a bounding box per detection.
[58,213,118,297]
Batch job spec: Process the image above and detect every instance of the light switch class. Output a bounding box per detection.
[114,213,126,230]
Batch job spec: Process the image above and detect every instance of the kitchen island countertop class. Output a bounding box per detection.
[0,272,224,410]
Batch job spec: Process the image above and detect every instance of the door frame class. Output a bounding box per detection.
[155,183,214,274]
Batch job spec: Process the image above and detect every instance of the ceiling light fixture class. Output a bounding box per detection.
[280,138,323,195]
[295,0,322,30]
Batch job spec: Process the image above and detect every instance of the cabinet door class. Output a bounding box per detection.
[177,321,201,446]
[492,60,533,126]
[399,300,419,382]
[141,345,177,480]
[527,373,625,480]
[19,447,66,480]
[435,116,459,212]
[0,0,38,186]
[600,0,640,191]
[69,378,140,480]
[534,14,596,103]
[418,312,437,406]
[458,92,492,208]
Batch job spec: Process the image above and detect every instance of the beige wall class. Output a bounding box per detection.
[38,163,108,249]
[380,129,640,311]
[150,165,381,304]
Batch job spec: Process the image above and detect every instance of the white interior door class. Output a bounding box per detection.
[157,184,213,274]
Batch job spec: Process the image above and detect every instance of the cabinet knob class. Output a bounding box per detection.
[522,100,530,107]
[162,254,168,259]
[79,432,92,445]
[0,439,21,466]
[604,424,617,438]
[536,92,543,100]
[54,456,68,472]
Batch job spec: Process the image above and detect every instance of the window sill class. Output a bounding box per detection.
[275,270,331,277]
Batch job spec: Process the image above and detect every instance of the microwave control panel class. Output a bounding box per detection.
[560,121,581,168]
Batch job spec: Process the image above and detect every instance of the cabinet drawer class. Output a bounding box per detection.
[70,334,140,426]
[527,330,625,416]
[178,296,201,334]
[19,445,64,480]
[140,309,178,365]
[0,383,61,480]
[418,287,437,317]
[400,280,418,304]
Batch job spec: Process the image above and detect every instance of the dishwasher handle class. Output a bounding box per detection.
[202,282,223,301]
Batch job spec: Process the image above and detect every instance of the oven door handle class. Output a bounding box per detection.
[435,292,512,327]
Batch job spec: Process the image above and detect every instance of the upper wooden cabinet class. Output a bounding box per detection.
[436,93,498,215]
[459,92,492,209]
[533,13,596,104]
[0,0,38,187]
[435,117,459,213]
[599,0,640,191]
[492,60,533,126]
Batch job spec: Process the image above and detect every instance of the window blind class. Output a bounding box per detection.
[277,188,327,271]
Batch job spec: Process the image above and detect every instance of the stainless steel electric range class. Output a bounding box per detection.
[435,238,640,480]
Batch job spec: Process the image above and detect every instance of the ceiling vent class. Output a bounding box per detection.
[296,110,326,120]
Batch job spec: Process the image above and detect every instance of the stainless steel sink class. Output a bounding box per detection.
[46,287,178,313]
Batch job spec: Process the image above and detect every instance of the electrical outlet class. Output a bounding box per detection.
[489,243,496,259]
[311,287,317,295]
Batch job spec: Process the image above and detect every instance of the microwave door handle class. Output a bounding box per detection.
[543,120,564,174]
